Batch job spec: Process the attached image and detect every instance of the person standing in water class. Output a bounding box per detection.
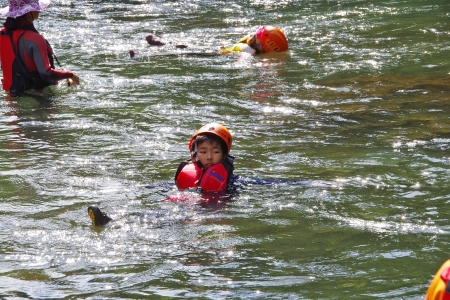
[0,0,80,97]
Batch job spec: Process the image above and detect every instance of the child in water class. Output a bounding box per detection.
[129,26,288,58]
[174,122,236,192]
[219,25,289,55]
[87,122,312,226]
[88,122,237,226]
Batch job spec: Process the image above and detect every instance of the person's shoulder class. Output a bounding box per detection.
[225,155,235,165]
[237,34,251,44]
[22,29,44,41]
[21,31,45,48]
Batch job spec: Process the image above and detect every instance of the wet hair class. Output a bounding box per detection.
[3,16,29,31]
[194,133,228,155]
[4,17,21,31]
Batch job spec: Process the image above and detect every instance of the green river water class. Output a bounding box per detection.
[0,0,449,298]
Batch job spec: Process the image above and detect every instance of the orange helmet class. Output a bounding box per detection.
[188,123,232,155]
[256,26,288,53]
[426,259,450,300]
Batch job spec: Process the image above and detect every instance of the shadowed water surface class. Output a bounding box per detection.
[0,0,449,298]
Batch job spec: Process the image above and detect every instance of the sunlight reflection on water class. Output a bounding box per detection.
[0,0,449,299]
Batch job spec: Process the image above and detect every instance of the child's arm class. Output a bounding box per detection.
[237,34,251,44]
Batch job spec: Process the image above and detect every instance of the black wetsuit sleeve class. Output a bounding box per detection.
[223,156,236,193]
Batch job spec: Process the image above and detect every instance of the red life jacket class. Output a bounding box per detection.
[0,27,56,96]
[175,159,233,192]
[0,28,20,92]
[175,161,203,190]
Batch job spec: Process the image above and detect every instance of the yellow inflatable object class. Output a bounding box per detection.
[220,43,256,55]
[426,259,450,300]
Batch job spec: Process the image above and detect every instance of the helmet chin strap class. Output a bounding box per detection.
[190,142,199,162]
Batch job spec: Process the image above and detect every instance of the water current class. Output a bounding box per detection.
[0,0,449,298]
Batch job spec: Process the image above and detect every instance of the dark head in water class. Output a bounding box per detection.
[145,34,166,46]
[145,34,188,48]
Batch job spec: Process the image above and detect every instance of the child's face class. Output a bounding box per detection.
[195,141,225,168]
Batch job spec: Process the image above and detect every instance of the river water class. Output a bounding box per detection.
[0,0,449,299]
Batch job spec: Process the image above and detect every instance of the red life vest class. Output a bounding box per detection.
[175,160,232,192]
[0,27,56,96]
[0,28,21,92]
[175,161,202,190]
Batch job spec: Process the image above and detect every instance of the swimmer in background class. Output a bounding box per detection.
[219,25,289,55]
[129,26,288,58]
